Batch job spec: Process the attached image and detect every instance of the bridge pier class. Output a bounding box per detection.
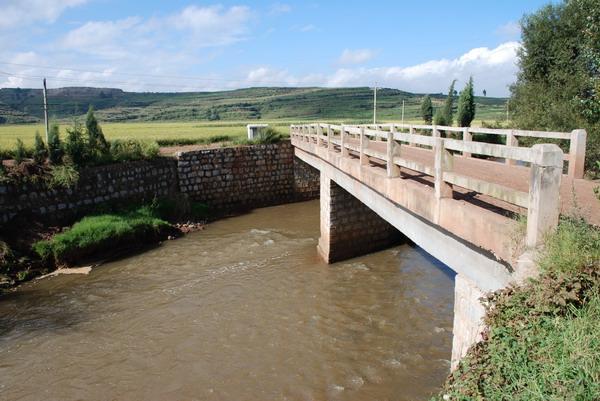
[317,171,404,263]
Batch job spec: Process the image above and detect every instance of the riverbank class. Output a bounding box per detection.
[0,197,209,291]
[433,218,600,401]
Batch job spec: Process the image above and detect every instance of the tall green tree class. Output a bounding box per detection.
[47,124,63,165]
[420,95,433,124]
[442,80,457,126]
[86,106,109,157]
[457,77,476,127]
[510,0,600,171]
[33,131,48,164]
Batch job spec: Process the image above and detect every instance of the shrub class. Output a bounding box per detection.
[433,109,447,126]
[156,135,232,147]
[255,127,283,144]
[46,163,79,189]
[110,139,160,162]
[47,124,63,164]
[33,131,48,164]
[13,139,26,164]
[33,206,170,264]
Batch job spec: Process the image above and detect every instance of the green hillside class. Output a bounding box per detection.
[0,86,508,124]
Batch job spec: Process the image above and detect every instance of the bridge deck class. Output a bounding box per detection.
[340,137,599,226]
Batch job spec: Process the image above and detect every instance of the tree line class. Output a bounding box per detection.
[419,77,476,127]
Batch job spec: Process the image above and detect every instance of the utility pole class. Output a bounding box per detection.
[401,100,405,125]
[373,84,378,124]
[42,78,49,143]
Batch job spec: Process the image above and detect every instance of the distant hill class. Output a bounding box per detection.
[0,86,508,124]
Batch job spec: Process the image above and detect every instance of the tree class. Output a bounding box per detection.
[33,131,48,164]
[457,77,476,127]
[441,80,457,126]
[86,106,109,157]
[510,0,600,171]
[64,123,86,167]
[483,89,487,97]
[433,108,447,126]
[47,124,63,164]
[420,95,433,124]
[13,139,26,164]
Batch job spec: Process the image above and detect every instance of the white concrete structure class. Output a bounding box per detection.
[247,124,269,140]
[290,122,584,371]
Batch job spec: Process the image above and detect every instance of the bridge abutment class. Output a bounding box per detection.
[451,275,486,370]
[317,171,404,263]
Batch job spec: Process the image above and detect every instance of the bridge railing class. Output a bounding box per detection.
[290,123,565,248]
[347,123,586,179]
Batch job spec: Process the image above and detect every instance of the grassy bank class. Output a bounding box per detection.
[434,219,600,401]
[33,206,171,265]
[0,198,210,290]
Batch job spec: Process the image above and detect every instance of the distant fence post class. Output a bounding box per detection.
[462,127,472,158]
[568,129,587,179]
[505,130,519,166]
[526,144,563,248]
[387,124,401,178]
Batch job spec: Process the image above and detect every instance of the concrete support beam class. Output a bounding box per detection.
[526,144,563,248]
[434,138,453,200]
[462,127,472,158]
[568,129,587,179]
[317,171,403,263]
[451,274,486,370]
[327,124,333,151]
[359,127,369,166]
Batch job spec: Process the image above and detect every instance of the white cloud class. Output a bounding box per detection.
[298,24,316,32]
[338,49,376,65]
[171,5,252,46]
[269,3,292,15]
[496,21,521,39]
[0,0,87,29]
[237,42,520,96]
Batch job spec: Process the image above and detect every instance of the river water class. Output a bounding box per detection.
[0,200,454,401]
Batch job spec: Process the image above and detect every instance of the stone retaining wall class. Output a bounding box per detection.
[177,142,318,211]
[0,141,320,225]
[0,158,178,224]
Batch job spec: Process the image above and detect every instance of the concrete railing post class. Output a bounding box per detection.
[317,124,323,146]
[568,129,587,179]
[340,125,349,157]
[526,144,564,248]
[327,124,333,151]
[409,125,416,147]
[387,125,401,178]
[434,137,453,199]
[462,127,472,158]
[505,130,519,166]
[360,127,369,165]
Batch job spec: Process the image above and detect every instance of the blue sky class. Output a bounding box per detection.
[0,0,554,96]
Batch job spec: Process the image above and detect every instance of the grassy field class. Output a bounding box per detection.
[0,118,507,148]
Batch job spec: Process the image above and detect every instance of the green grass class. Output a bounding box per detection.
[434,219,600,401]
[33,206,170,265]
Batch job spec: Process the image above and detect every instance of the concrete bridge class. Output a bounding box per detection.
[290,122,595,368]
